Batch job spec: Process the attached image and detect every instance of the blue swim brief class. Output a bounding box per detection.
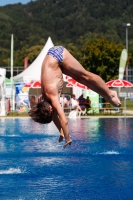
[47,46,64,64]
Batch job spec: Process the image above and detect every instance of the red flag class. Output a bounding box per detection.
[24,57,28,70]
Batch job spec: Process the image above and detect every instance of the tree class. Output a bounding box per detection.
[66,43,82,62]
[14,45,43,66]
[81,37,124,82]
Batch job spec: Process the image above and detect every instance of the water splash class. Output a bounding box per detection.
[99,150,119,155]
[68,110,81,118]
[0,168,22,174]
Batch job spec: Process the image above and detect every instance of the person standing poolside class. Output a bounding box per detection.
[60,94,69,107]
[71,94,85,114]
[78,94,86,111]
[28,46,121,148]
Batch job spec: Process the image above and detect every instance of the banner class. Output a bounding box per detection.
[118,49,128,80]
[15,83,30,112]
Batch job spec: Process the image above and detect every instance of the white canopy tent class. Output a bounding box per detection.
[13,37,54,82]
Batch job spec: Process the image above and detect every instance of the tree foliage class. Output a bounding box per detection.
[0,0,132,81]
[81,37,124,81]
[15,45,43,66]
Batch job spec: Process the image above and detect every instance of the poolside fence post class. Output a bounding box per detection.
[124,97,127,118]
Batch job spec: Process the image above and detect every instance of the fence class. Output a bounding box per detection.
[0,66,24,78]
[1,94,133,116]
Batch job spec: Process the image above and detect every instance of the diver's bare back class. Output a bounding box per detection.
[41,55,63,101]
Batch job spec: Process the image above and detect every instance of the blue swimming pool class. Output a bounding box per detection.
[0,117,133,200]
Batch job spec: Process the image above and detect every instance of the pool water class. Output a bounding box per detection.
[0,117,133,200]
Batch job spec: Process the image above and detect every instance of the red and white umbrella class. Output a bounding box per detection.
[24,80,41,88]
[65,76,90,90]
[106,79,133,87]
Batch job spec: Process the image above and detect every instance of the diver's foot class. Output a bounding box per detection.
[108,90,121,107]
[63,139,72,149]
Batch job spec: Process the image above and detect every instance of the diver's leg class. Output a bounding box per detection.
[62,49,121,107]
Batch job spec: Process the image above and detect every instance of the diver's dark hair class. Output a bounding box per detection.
[28,100,53,124]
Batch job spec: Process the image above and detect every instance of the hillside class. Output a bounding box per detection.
[0,0,133,65]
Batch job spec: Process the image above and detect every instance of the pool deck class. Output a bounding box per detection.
[0,110,133,118]
[1,114,133,119]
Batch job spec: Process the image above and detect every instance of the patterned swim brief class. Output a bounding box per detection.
[47,46,64,64]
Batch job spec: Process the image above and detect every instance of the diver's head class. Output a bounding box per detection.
[28,100,53,124]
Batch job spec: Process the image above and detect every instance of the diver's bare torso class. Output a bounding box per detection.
[41,48,88,102]
[41,55,64,102]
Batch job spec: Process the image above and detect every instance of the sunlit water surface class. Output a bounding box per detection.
[0,117,133,200]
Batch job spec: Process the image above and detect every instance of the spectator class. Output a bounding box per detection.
[60,94,69,107]
[85,96,91,109]
[30,95,36,108]
[78,94,86,111]
[71,94,85,114]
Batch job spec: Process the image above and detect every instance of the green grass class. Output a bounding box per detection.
[102,99,133,110]
[7,112,29,117]
[121,99,133,110]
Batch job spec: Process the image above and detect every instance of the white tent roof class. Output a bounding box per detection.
[13,37,54,82]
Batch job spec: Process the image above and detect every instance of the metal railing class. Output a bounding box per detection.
[0,66,24,71]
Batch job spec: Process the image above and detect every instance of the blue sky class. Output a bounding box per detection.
[0,0,31,6]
